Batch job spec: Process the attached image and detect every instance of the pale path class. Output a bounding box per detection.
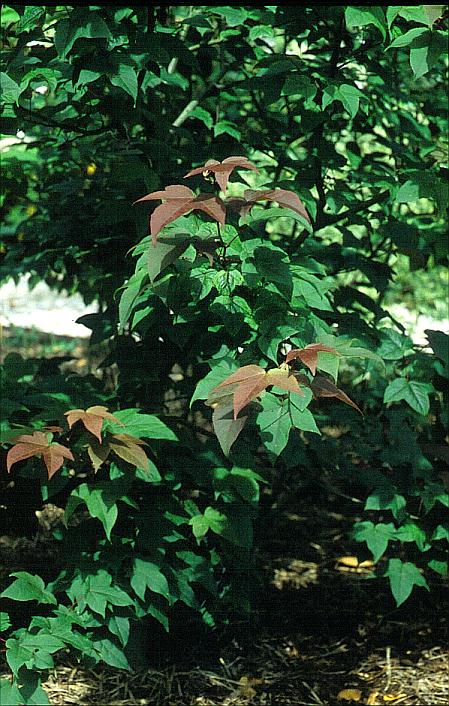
[0,274,97,338]
[0,275,447,343]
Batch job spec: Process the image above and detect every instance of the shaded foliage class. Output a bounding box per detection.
[0,5,448,704]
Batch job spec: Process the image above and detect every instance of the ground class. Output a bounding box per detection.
[1,486,447,706]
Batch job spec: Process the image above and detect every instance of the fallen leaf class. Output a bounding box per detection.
[337,688,362,702]
[383,695,407,703]
[337,556,360,568]
[366,692,381,705]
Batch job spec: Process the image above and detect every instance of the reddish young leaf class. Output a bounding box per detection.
[215,365,266,390]
[227,188,310,223]
[109,433,149,470]
[184,156,259,192]
[42,444,74,479]
[311,375,362,414]
[285,344,339,375]
[65,406,122,443]
[134,185,226,245]
[7,431,74,480]
[212,364,307,419]
[233,376,270,419]
[214,365,266,418]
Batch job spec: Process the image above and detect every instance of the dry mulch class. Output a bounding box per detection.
[1,496,448,706]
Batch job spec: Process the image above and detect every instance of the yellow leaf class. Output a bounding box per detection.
[366,692,380,705]
[337,688,362,702]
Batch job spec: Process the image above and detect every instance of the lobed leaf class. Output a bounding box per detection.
[134,185,226,245]
[6,431,74,479]
[311,375,362,414]
[65,405,122,442]
[184,156,259,192]
[285,343,339,375]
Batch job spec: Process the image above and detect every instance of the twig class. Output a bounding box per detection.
[172,99,200,127]
[384,645,392,692]
[301,680,325,704]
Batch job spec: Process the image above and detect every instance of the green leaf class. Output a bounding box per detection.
[0,677,25,705]
[409,30,447,78]
[428,560,448,577]
[67,570,133,618]
[431,524,449,542]
[189,506,226,539]
[191,357,238,408]
[0,73,20,104]
[292,268,332,311]
[384,378,433,416]
[387,27,428,49]
[64,484,118,541]
[257,393,291,458]
[220,504,253,548]
[1,572,56,605]
[387,6,436,28]
[189,505,252,548]
[345,6,387,40]
[0,612,11,632]
[109,63,138,104]
[6,631,65,675]
[353,521,396,562]
[247,206,312,232]
[93,638,131,670]
[130,557,170,601]
[189,106,213,128]
[16,7,46,32]
[212,402,250,457]
[105,409,178,440]
[377,329,414,360]
[118,266,148,332]
[289,403,320,435]
[214,121,241,141]
[322,83,366,119]
[421,482,449,512]
[385,558,429,606]
[108,615,130,647]
[54,10,112,58]
[394,522,430,551]
[281,73,317,99]
[365,489,407,521]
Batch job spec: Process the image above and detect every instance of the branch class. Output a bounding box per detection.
[315,191,390,230]
[17,107,109,138]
